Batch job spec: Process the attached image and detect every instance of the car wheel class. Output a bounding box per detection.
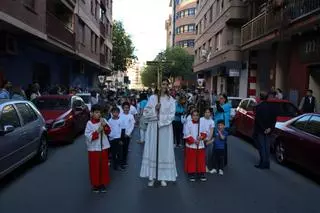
[36,135,48,163]
[275,141,286,164]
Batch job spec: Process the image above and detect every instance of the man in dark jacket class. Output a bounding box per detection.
[299,89,318,113]
[253,91,277,169]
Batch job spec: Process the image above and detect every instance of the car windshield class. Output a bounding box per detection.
[33,98,70,110]
[229,99,242,108]
[78,95,90,104]
[270,102,299,117]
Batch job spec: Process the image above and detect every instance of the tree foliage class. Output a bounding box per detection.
[141,46,194,87]
[112,21,136,72]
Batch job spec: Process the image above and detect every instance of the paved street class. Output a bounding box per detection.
[0,129,319,213]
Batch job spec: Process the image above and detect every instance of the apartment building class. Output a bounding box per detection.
[0,0,113,90]
[241,0,320,105]
[193,0,247,97]
[165,14,173,48]
[169,0,197,54]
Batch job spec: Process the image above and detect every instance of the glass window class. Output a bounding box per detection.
[34,98,70,110]
[184,25,188,32]
[189,24,195,32]
[239,100,249,110]
[0,105,21,128]
[247,100,256,111]
[291,115,311,131]
[305,116,320,137]
[16,103,38,125]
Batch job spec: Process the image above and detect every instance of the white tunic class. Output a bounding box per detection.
[84,119,110,151]
[184,120,208,149]
[140,94,178,181]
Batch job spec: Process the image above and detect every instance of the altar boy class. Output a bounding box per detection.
[85,104,111,193]
[184,110,209,182]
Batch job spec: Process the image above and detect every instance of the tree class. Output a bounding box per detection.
[112,21,136,72]
[140,65,157,88]
[157,46,194,81]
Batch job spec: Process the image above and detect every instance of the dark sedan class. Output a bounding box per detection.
[272,113,320,175]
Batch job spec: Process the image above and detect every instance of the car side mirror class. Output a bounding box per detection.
[0,125,15,136]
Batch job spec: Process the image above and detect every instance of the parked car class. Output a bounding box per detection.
[233,98,300,138]
[0,100,48,178]
[228,97,243,121]
[272,113,320,176]
[76,93,99,111]
[33,95,90,143]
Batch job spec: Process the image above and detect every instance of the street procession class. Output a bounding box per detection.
[1,0,320,213]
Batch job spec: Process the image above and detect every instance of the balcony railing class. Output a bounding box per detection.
[241,0,320,45]
[46,12,75,49]
[285,0,320,20]
[100,53,106,65]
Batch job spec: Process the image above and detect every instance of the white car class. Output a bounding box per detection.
[76,93,99,111]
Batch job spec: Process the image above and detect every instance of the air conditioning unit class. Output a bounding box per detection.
[0,32,18,55]
[201,49,207,58]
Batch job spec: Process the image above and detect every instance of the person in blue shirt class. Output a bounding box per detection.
[212,120,228,176]
[137,93,148,144]
[173,95,186,147]
[0,80,11,99]
[214,94,231,133]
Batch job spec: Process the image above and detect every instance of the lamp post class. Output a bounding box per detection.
[98,71,106,97]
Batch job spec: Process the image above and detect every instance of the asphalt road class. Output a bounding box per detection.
[1,129,320,213]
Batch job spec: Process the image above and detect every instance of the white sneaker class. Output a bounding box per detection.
[148,180,155,187]
[210,169,217,174]
[161,181,167,187]
[218,169,224,175]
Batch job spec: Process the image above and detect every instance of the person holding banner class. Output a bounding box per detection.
[140,78,177,187]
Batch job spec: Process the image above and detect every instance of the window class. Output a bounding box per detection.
[215,30,222,51]
[33,98,70,110]
[78,19,85,45]
[23,0,35,9]
[184,25,188,32]
[291,115,311,131]
[95,0,99,19]
[0,105,21,128]
[91,31,95,52]
[16,103,38,125]
[95,35,98,53]
[209,5,213,22]
[91,0,95,15]
[247,100,256,111]
[239,100,249,110]
[304,116,320,137]
[204,14,207,29]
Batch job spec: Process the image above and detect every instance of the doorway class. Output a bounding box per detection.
[33,63,51,92]
[309,66,320,101]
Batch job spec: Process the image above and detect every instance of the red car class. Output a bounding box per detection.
[272,113,320,176]
[33,95,90,143]
[233,98,300,138]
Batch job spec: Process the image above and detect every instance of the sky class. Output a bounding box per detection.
[113,0,171,63]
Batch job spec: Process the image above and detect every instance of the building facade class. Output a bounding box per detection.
[165,14,173,48]
[170,0,197,54]
[0,0,113,91]
[193,0,247,97]
[127,62,143,89]
[241,0,320,105]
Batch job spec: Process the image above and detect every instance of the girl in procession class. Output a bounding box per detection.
[84,104,111,193]
[140,78,177,187]
[184,110,209,182]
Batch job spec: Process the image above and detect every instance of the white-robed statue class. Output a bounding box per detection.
[140,78,177,187]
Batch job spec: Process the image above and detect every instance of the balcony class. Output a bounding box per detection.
[241,0,320,46]
[46,12,75,49]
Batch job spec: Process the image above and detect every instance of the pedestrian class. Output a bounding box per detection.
[184,110,209,182]
[275,88,283,100]
[140,78,177,187]
[11,86,26,100]
[84,104,111,193]
[214,94,231,133]
[200,108,215,173]
[253,91,277,170]
[120,101,135,168]
[108,107,124,171]
[0,80,11,99]
[137,93,148,144]
[299,89,319,113]
[211,120,228,175]
[173,95,185,147]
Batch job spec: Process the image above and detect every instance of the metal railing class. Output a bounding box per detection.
[285,0,320,20]
[46,12,75,49]
[241,0,320,45]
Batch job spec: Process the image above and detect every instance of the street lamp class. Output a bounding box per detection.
[98,71,106,98]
